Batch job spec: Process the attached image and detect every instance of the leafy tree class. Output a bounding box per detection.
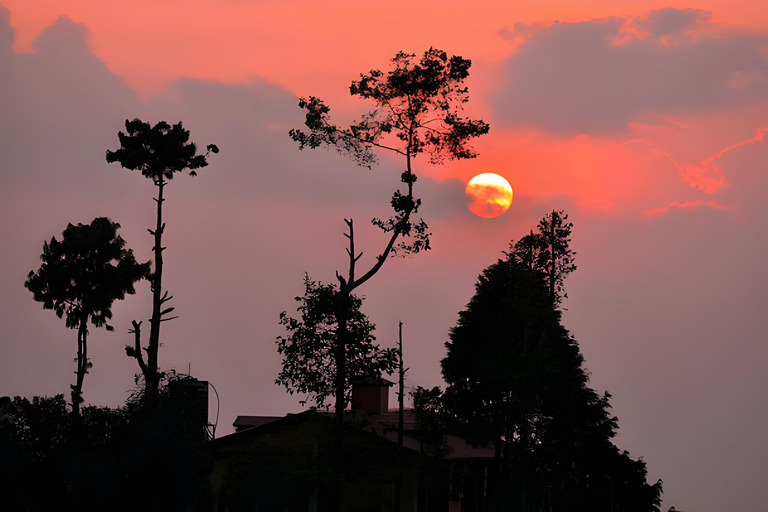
[106,119,218,400]
[0,395,128,510]
[410,386,447,455]
[2,395,71,462]
[506,209,576,307]
[276,275,398,409]
[442,212,661,511]
[289,48,489,430]
[25,218,149,415]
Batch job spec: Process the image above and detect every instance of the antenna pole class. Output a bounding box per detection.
[398,321,404,448]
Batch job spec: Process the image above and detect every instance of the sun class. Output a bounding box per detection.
[465,173,513,218]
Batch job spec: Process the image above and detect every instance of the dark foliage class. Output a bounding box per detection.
[276,275,398,409]
[120,373,214,511]
[288,48,488,430]
[290,48,488,258]
[0,375,212,511]
[411,385,447,454]
[105,118,218,181]
[506,209,576,307]
[24,218,149,414]
[441,212,662,511]
[106,119,217,401]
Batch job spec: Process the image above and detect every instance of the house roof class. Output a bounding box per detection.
[232,415,284,432]
[224,408,496,461]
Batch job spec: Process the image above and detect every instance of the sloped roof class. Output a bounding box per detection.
[222,409,495,461]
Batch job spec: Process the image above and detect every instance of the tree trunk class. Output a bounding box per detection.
[146,176,166,401]
[334,290,349,438]
[398,321,404,448]
[72,316,88,416]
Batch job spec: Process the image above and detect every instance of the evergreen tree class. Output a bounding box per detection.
[506,209,576,307]
[442,211,661,511]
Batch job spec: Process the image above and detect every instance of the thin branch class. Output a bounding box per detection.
[421,125,449,136]
[365,139,407,156]
[382,97,408,133]
[418,117,442,127]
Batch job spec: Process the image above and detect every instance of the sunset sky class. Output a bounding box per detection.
[2,1,768,509]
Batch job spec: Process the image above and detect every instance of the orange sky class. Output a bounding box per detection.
[3,0,767,216]
[5,0,767,96]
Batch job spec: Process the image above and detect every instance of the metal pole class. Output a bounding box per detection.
[398,321,404,448]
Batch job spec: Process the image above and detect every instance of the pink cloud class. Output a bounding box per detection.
[642,199,728,218]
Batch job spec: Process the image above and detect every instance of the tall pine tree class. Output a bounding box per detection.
[441,211,661,511]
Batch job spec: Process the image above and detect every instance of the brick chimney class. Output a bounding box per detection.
[350,375,394,415]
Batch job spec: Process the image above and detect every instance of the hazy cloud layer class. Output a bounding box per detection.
[494,8,768,134]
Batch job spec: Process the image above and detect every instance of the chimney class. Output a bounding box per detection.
[350,375,394,415]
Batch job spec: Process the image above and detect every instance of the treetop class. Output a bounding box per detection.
[106,118,218,182]
[290,48,489,168]
[25,217,150,331]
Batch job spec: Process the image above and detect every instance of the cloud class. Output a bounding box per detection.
[634,7,711,39]
[0,14,139,205]
[641,199,727,218]
[0,5,13,53]
[465,182,512,218]
[622,125,768,197]
[493,8,768,134]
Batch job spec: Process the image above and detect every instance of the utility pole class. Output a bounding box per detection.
[396,321,406,512]
[398,321,405,448]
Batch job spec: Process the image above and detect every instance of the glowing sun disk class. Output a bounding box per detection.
[466,173,514,219]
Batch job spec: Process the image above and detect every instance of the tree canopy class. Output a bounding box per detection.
[506,209,576,307]
[276,275,397,409]
[290,47,489,275]
[105,119,218,182]
[25,218,148,415]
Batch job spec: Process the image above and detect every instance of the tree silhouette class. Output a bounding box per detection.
[0,377,214,510]
[106,119,218,401]
[506,210,576,307]
[25,218,148,416]
[441,258,564,451]
[290,48,489,431]
[442,212,661,510]
[276,275,397,409]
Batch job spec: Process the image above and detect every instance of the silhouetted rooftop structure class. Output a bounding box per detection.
[215,381,496,511]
